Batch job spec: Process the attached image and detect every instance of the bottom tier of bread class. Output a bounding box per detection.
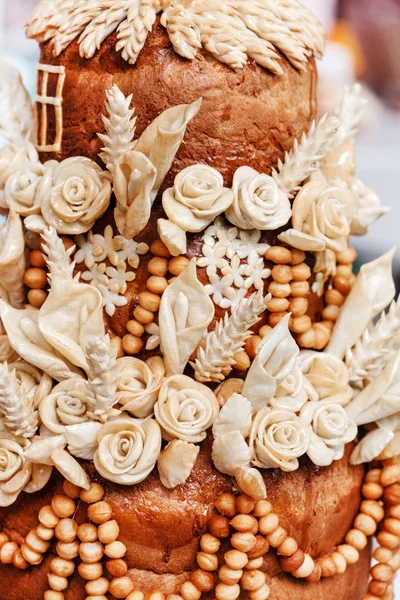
[0,439,369,600]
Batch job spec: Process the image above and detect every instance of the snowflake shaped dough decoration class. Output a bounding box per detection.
[198,217,271,308]
[75,225,149,269]
[81,263,134,317]
[76,226,149,317]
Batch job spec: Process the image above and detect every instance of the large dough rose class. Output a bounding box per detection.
[39,379,94,434]
[116,356,165,418]
[5,161,46,216]
[226,166,291,230]
[0,434,52,507]
[38,157,112,234]
[0,143,38,209]
[155,375,219,443]
[94,417,161,485]
[279,180,356,252]
[162,165,233,232]
[300,352,353,406]
[249,407,310,472]
[300,401,357,467]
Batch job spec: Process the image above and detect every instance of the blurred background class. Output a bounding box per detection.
[0,0,399,275]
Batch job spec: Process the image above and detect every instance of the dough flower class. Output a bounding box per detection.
[279,180,356,253]
[94,417,161,485]
[301,352,353,406]
[155,374,219,443]
[9,360,52,410]
[300,401,357,467]
[308,402,357,447]
[249,407,310,472]
[38,157,112,234]
[116,356,165,418]
[5,161,46,216]
[0,143,38,209]
[162,165,233,232]
[39,379,94,434]
[271,366,309,412]
[0,435,51,507]
[226,166,291,230]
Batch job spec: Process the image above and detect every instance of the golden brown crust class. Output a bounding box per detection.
[0,441,368,600]
[38,18,317,190]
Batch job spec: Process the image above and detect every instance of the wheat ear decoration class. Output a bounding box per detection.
[0,363,38,439]
[117,0,162,64]
[346,298,400,389]
[78,0,129,60]
[160,3,202,61]
[272,0,326,59]
[192,290,270,383]
[333,83,368,147]
[272,114,340,198]
[41,226,75,282]
[53,0,104,55]
[85,335,119,423]
[98,84,137,175]
[236,0,309,71]
[25,0,67,41]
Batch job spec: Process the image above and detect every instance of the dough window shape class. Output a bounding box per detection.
[34,63,66,153]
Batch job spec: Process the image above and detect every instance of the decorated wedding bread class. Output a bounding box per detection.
[0,1,398,600]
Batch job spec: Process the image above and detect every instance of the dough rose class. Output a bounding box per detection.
[5,161,46,216]
[308,402,357,447]
[94,417,161,485]
[279,180,356,253]
[0,435,51,507]
[300,401,357,467]
[39,379,94,434]
[249,407,310,472]
[9,360,52,409]
[38,157,112,234]
[155,374,219,443]
[162,165,233,232]
[0,143,38,209]
[301,352,353,406]
[226,166,291,230]
[271,366,309,412]
[116,356,165,418]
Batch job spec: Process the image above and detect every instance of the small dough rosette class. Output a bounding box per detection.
[94,417,161,485]
[39,379,93,434]
[301,352,353,406]
[249,407,311,472]
[300,401,357,467]
[38,157,112,234]
[5,161,46,216]
[279,180,356,253]
[116,356,165,418]
[162,165,233,232]
[271,366,309,412]
[155,374,219,443]
[226,166,291,230]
